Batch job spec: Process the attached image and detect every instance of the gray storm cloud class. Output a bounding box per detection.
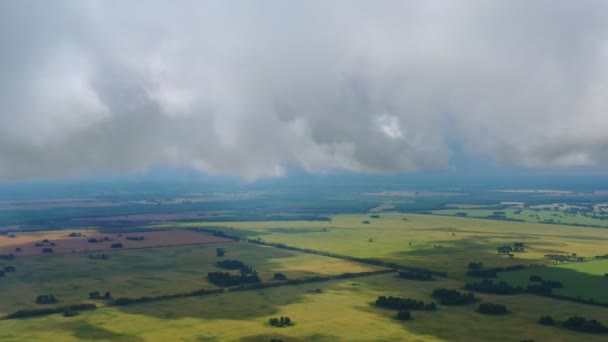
[1,0,608,180]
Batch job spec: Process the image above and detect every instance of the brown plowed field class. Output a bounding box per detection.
[0,229,232,256]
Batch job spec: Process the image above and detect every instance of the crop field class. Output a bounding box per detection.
[0,239,381,315]
[1,273,607,342]
[160,213,608,278]
[495,259,608,303]
[0,229,232,256]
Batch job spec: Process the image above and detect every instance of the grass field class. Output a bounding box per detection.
[431,208,608,227]
[1,213,607,341]
[0,240,381,315]
[0,273,607,341]
[495,259,608,303]
[157,213,608,278]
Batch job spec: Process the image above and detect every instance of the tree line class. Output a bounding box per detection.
[2,304,96,320]
[464,280,523,295]
[466,263,540,278]
[477,303,508,315]
[431,289,477,306]
[398,270,433,281]
[207,272,261,287]
[539,315,608,333]
[375,296,437,311]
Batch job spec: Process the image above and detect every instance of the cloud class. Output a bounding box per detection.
[1,0,608,180]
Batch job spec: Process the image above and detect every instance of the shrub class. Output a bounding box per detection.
[538,315,554,325]
[477,303,508,315]
[396,310,412,320]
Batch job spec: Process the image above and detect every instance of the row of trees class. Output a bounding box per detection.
[539,315,608,333]
[375,296,437,311]
[376,296,437,311]
[398,270,433,281]
[2,304,96,320]
[126,236,144,241]
[207,272,261,287]
[477,303,508,315]
[89,291,112,300]
[466,264,530,278]
[431,289,477,306]
[109,269,394,308]
[111,288,225,306]
[464,280,523,295]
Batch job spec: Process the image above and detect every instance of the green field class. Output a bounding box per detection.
[431,208,608,227]
[160,213,608,278]
[0,239,380,315]
[1,273,607,342]
[495,259,608,303]
[1,213,608,341]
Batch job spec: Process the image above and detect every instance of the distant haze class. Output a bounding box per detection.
[1,1,608,181]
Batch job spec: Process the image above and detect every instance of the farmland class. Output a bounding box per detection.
[495,259,608,303]
[0,237,382,315]
[0,229,232,256]
[0,192,608,341]
[161,213,608,278]
[1,273,608,342]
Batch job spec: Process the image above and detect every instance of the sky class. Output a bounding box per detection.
[1,0,608,182]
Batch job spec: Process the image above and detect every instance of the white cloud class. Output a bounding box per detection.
[1,0,607,180]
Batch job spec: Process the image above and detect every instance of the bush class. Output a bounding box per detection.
[63,309,78,317]
[477,303,508,315]
[273,273,287,281]
[396,310,412,320]
[538,315,554,325]
[464,279,523,295]
[563,316,608,333]
[375,296,425,311]
[432,289,476,306]
[268,316,292,327]
[398,270,433,281]
[207,272,260,287]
